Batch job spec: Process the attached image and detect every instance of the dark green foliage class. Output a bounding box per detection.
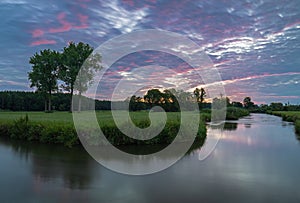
[226,107,250,120]
[193,87,206,109]
[81,119,207,146]
[268,111,300,122]
[0,91,122,111]
[28,49,61,112]
[243,97,254,109]
[0,113,206,147]
[11,114,30,139]
[200,113,211,122]
[0,116,78,147]
[295,120,300,135]
[60,42,102,112]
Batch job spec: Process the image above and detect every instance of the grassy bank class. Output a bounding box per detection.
[0,111,206,147]
[199,107,249,122]
[268,111,300,134]
[0,108,249,147]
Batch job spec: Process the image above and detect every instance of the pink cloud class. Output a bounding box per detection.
[74,14,89,29]
[47,12,89,33]
[32,29,44,38]
[30,12,89,45]
[48,12,72,33]
[31,39,57,46]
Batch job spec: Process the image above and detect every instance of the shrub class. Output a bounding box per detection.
[10,114,30,139]
[295,120,300,135]
[226,107,249,120]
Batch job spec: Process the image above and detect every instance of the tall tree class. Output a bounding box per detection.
[60,42,101,112]
[193,87,206,109]
[163,89,179,111]
[243,97,254,109]
[28,49,60,112]
[144,89,164,106]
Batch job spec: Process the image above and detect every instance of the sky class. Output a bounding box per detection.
[0,0,300,104]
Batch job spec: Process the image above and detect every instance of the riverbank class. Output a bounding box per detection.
[267,111,300,134]
[0,111,207,147]
[0,108,249,147]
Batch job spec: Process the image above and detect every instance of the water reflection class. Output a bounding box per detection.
[244,123,251,128]
[1,114,300,203]
[224,122,238,131]
[0,138,96,190]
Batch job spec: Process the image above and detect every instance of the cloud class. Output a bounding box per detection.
[48,12,73,33]
[30,39,57,46]
[32,29,44,38]
[29,10,90,46]
[91,0,148,34]
[0,0,299,104]
[0,0,27,5]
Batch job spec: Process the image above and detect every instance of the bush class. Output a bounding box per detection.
[80,119,207,146]
[295,120,300,135]
[10,114,30,139]
[0,115,78,147]
[226,107,249,120]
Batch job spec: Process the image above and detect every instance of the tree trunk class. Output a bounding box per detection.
[48,92,52,112]
[44,100,47,112]
[70,86,74,112]
[78,91,82,112]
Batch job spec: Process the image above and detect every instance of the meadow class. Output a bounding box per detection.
[0,107,249,147]
[0,111,207,147]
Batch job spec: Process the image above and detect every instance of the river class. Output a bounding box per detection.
[1,114,300,203]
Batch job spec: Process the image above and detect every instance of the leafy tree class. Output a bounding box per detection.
[225,97,231,106]
[163,89,179,111]
[232,101,243,108]
[28,49,61,112]
[193,87,206,109]
[269,102,284,111]
[129,95,147,111]
[60,42,102,112]
[243,97,254,109]
[144,89,163,106]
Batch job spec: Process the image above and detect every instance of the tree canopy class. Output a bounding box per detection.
[28,42,102,112]
[28,49,61,111]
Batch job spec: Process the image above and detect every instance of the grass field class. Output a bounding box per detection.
[0,111,204,125]
[0,108,249,147]
[0,111,207,147]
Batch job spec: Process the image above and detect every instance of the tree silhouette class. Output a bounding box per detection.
[144,89,163,106]
[193,87,206,109]
[243,97,254,109]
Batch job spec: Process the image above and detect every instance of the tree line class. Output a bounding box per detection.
[1,89,299,112]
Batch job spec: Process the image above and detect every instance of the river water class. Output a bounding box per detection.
[1,114,300,203]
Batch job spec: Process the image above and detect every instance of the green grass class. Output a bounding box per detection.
[0,111,206,147]
[268,111,300,122]
[0,111,73,123]
[295,120,300,135]
[268,111,300,134]
[0,108,249,147]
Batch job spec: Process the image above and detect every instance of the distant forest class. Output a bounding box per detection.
[1,90,300,112]
[0,91,115,111]
[0,90,209,112]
